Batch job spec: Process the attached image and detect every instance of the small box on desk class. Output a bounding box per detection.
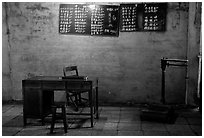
[140,104,178,124]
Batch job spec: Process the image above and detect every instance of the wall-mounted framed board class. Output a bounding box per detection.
[91,5,119,37]
[59,4,119,37]
[119,4,138,32]
[59,4,91,35]
[119,3,167,32]
[142,3,167,31]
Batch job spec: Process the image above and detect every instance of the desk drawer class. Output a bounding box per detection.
[22,80,41,88]
[66,81,92,90]
[42,81,65,90]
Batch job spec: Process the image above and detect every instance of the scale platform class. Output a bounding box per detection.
[140,104,178,124]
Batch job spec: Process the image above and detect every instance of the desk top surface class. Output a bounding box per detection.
[24,76,90,81]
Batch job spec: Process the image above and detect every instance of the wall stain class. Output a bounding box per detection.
[28,8,54,35]
[131,86,138,92]
[26,3,49,11]
[194,3,201,28]
[148,32,164,44]
[26,35,40,41]
[168,2,189,12]
[171,11,181,30]
[178,2,189,11]
[21,54,38,62]
[7,3,28,21]
[3,2,13,96]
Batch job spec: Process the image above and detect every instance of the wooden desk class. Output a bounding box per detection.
[22,76,98,127]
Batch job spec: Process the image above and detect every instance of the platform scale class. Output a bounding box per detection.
[141,57,188,123]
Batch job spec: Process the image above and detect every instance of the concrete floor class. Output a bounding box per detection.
[2,103,202,136]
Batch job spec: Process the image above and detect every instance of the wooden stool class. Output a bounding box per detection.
[50,103,68,133]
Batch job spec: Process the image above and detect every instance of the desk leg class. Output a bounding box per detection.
[89,89,93,127]
[96,86,99,119]
[93,89,96,114]
[22,83,27,126]
[23,114,27,126]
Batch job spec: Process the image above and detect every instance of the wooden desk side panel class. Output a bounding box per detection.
[23,87,42,117]
[22,80,54,118]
